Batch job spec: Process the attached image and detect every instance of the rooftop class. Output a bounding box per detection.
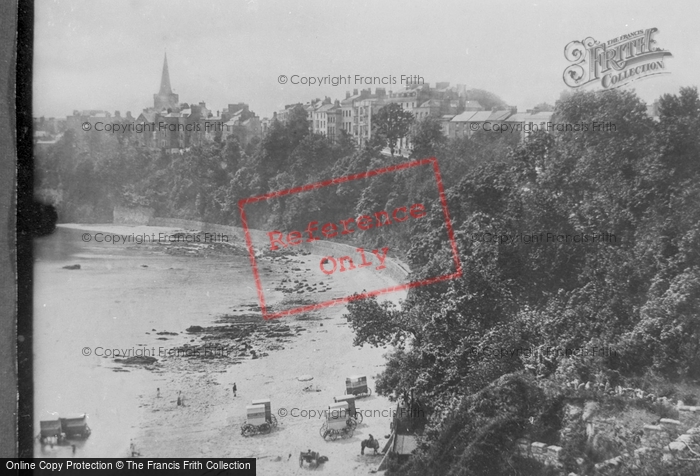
[450,111,478,122]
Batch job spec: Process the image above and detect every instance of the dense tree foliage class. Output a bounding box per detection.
[411,116,447,160]
[345,88,700,474]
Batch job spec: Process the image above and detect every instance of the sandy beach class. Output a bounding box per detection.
[36,224,405,474]
[131,247,405,475]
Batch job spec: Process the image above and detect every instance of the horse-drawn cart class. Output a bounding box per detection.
[39,414,91,444]
[251,398,278,428]
[60,414,91,439]
[334,395,362,425]
[39,419,63,444]
[299,450,319,467]
[241,404,271,436]
[299,449,328,468]
[241,398,278,437]
[345,375,371,398]
[320,402,355,440]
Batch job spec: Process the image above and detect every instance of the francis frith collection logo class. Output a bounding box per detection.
[563,28,673,90]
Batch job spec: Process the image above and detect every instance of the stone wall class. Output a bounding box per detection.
[295,239,410,285]
[146,216,411,282]
[519,398,700,476]
[515,437,564,469]
[519,422,700,476]
[148,217,249,240]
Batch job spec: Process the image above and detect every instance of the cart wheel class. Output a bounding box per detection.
[348,418,357,430]
[346,427,354,438]
[270,415,278,428]
[356,412,364,424]
[241,424,255,437]
[319,422,328,438]
[260,423,271,435]
[368,388,372,396]
[330,430,339,441]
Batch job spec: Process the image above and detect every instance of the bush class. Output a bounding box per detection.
[398,373,559,476]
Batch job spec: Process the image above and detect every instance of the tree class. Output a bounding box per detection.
[289,133,334,179]
[259,104,311,183]
[372,103,414,156]
[286,104,311,150]
[410,116,446,159]
[620,268,700,379]
[220,136,243,171]
[335,129,356,157]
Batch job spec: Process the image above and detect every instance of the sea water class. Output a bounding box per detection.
[33,225,256,457]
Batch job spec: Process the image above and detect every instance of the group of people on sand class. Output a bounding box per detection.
[157,383,237,406]
[155,387,187,406]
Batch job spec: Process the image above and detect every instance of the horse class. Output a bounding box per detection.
[361,435,380,455]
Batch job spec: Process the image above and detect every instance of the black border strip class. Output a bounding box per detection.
[0,0,19,460]
[16,0,34,458]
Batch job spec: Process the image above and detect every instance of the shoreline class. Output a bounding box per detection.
[53,223,407,473]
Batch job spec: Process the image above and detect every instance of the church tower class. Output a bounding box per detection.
[153,53,179,112]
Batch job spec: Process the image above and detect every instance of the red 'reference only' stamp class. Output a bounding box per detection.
[238,157,462,319]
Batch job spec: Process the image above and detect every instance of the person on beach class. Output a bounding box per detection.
[177,391,181,406]
[157,387,160,398]
[233,383,237,398]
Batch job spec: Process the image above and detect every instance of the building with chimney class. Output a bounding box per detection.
[355,89,387,147]
[132,54,263,152]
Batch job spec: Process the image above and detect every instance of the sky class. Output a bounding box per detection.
[33,0,700,119]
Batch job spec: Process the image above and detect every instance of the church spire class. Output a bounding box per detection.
[154,51,179,112]
[159,52,173,95]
